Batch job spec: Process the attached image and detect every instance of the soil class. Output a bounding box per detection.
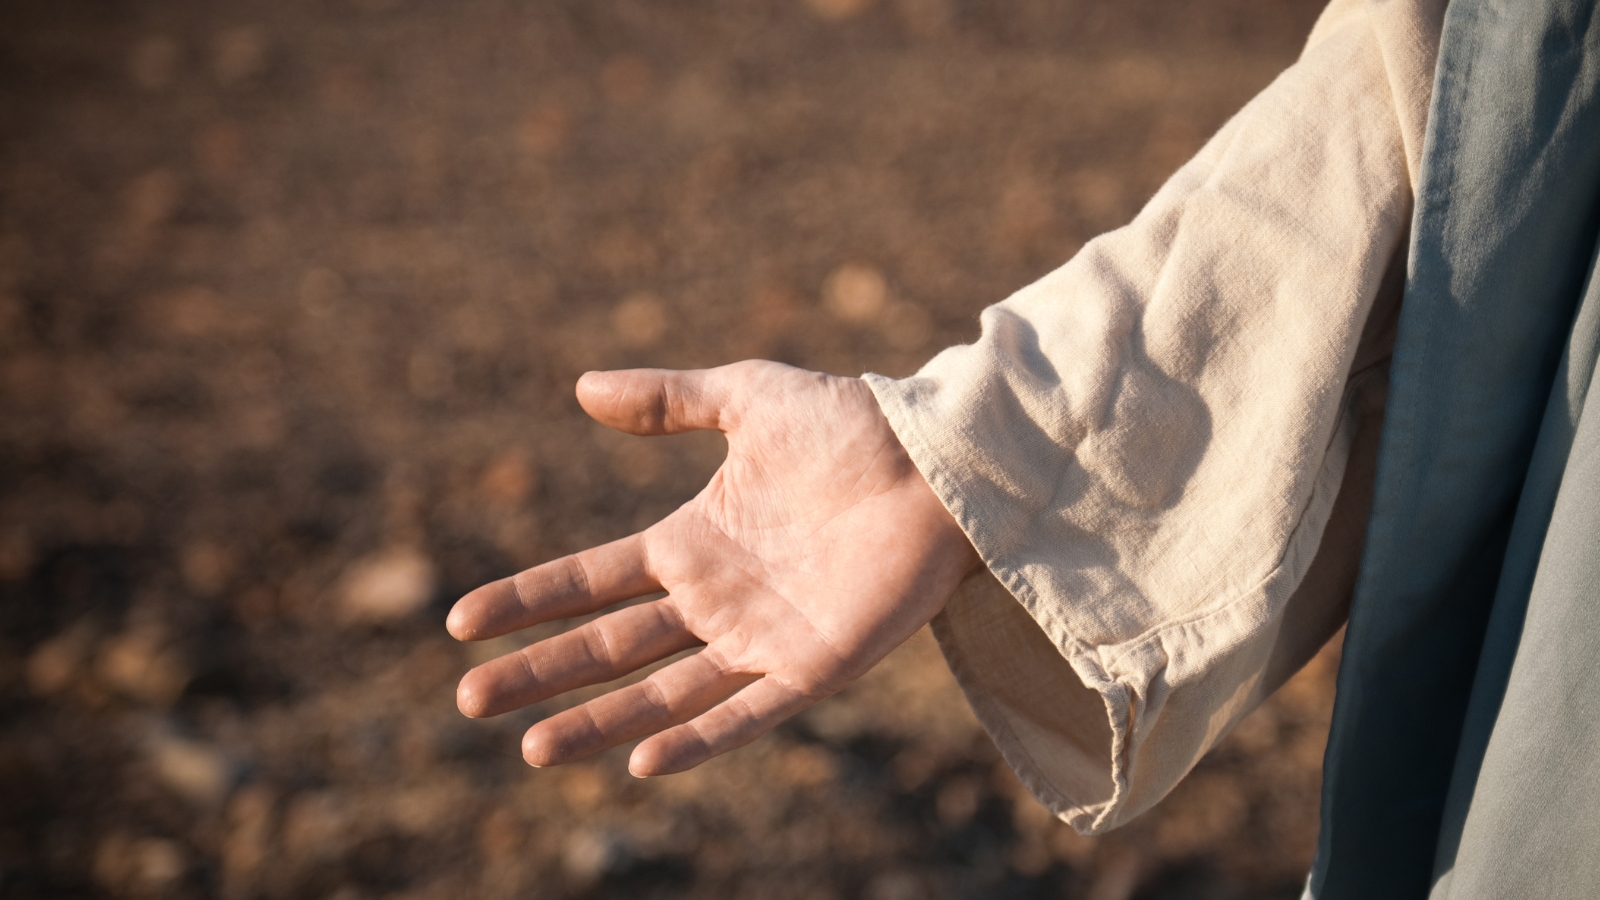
[0,1,1340,898]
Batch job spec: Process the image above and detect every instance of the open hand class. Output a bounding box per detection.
[447,361,978,776]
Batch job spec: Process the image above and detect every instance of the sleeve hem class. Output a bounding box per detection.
[868,371,1360,832]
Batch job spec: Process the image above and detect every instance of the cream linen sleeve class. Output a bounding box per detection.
[863,0,1444,834]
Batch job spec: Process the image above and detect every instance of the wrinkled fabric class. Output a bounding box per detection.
[865,0,1445,833]
[1310,0,1600,896]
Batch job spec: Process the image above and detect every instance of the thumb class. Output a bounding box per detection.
[576,368,729,435]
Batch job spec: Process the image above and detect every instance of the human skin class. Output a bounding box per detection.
[447,360,979,776]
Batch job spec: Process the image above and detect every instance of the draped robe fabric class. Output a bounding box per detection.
[867,0,1600,893]
[866,0,1444,834]
[1317,1,1600,896]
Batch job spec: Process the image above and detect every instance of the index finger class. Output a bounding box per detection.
[446,533,658,640]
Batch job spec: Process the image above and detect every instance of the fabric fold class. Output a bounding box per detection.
[866,0,1439,832]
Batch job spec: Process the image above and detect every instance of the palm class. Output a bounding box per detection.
[448,362,976,776]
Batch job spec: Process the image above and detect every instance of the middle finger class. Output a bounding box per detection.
[457,598,700,718]
[521,646,758,767]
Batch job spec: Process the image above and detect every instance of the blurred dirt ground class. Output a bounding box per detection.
[0,1,1342,898]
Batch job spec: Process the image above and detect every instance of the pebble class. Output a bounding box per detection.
[146,728,242,807]
[222,785,275,886]
[180,540,236,596]
[212,26,267,87]
[122,170,181,232]
[895,0,952,37]
[194,121,248,179]
[1084,845,1140,900]
[130,36,180,91]
[800,695,870,743]
[934,774,981,827]
[26,620,97,697]
[478,449,536,507]
[517,102,572,158]
[477,807,526,862]
[777,744,836,787]
[864,870,924,900]
[806,0,875,22]
[823,263,888,324]
[600,55,655,107]
[280,791,355,864]
[562,828,630,887]
[150,285,226,339]
[338,547,438,624]
[558,766,608,812]
[612,291,668,348]
[97,627,191,706]
[93,832,189,895]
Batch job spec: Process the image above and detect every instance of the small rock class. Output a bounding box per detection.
[194,121,248,179]
[281,791,355,864]
[558,765,608,812]
[777,744,836,787]
[600,54,654,107]
[1085,844,1140,900]
[147,728,242,806]
[517,101,572,158]
[477,807,526,862]
[890,746,939,792]
[180,540,236,596]
[894,0,952,37]
[612,292,668,348]
[935,774,982,827]
[562,828,630,887]
[386,784,455,836]
[93,832,188,896]
[864,870,923,900]
[212,26,267,86]
[1049,824,1098,868]
[97,627,191,706]
[592,226,660,276]
[26,620,97,696]
[338,547,438,624]
[823,263,888,324]
[130,36,181,91]
[122,170,181,232]
[1010,835,1054,876]
[800,696,869,743]
[807,0,876,22]
[745,284,804,340]
[222,785,275,890]
[478,449,537,507]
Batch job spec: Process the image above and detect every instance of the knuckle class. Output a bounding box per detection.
[682,719,715,758]
[640,382,672,431]
[514,647,541,688]
[780,671,832,704]
[508,572,531,612]
[580,621,616,669]
[638,676,672,716]
[724,693,759,730]
[565,554,594,602]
